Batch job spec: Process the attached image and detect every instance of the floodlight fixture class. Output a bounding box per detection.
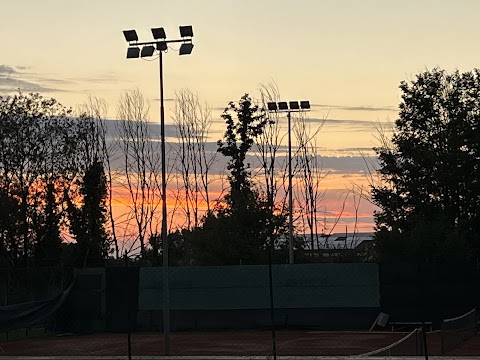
[300,100,310,110]
[179,25,194,38]
[264,97,310,266]
[123,29,138,42]
[280,100,294,267]
[122,25,195,356]
[289,101,300,110]
[179,42,194,55]
[126,46,140,59]
[157,41,168,51]
[152,27,166,39]
[267,102,277,111]
[141,45,155,58]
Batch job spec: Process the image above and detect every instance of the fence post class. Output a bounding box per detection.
[5,262,10,306]
[267,238,276,360]
[418,263,429,360]
[5,263,10,340]
[124,251,132,360]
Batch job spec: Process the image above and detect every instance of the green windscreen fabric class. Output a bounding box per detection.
[0,282,74,331]
[139,263,379,310]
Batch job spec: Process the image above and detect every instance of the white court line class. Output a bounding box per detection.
[0,357,476,360]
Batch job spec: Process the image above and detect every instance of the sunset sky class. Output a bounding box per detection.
[2,0,480,233]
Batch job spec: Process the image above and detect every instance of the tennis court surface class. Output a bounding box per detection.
[1,329,480,358]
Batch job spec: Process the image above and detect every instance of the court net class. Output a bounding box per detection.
[441,308,477,354]
[355,328,424,357]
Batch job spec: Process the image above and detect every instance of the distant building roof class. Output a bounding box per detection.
[299,232,374,250]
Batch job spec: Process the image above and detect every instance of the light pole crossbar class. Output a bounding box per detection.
[123,25,194,356]
[266,101,310,265]
[127,38,192,47]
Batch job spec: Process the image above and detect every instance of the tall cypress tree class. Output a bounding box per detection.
[67,160,110,267]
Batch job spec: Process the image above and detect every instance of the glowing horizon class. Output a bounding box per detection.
[3,0,477,248]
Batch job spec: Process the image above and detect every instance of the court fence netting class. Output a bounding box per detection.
[1,264,480,358]
[441,307,478,355]
[356,328,425,357]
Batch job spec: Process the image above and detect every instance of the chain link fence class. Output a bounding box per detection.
[1,262,479,357]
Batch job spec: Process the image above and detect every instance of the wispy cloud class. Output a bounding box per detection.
[303,117,393,132]
[70,73,119,84]
[210,103,397,114]
[320,156,378,173]
[312,104,397,112]
[250,153,378,174]
[0,65,16,74]
[98,119,380,176]
[0,75,64,93]
[152,98,175,102]
[212,106,228,111]
[0,64,66,94]
[29,76,73,85]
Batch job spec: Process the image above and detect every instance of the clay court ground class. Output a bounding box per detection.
[1,329,480,358]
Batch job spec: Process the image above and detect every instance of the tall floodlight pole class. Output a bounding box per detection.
[266,101,310,264]
[123,26,194,356]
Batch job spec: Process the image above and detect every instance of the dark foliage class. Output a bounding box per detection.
[0,92,75,266]
[66,160,110,267]
[373,69,480,261]
[180,94,288,265]
[34,183,62,266]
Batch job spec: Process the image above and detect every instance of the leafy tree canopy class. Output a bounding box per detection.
[373,68,480,261]
[186,94,287,265]
[217,94,271,206]
[0,92,110,267]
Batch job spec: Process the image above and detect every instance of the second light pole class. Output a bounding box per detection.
[267,100,310,264]
[123,25,194,355]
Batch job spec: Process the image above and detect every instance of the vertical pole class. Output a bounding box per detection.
[287,111,294,264]
[159,49,171,356]
[6,261,9,340]
[5,260,10,306]
[418,263,428,360]
[422,324,429,360]
[422,265,429,360]
[124,251,132,360]
[268,238,277,360]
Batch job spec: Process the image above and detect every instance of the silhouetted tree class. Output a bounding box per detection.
[66,160,110,267]
[217,94,271,206]
[188,94,287,265]
[34,183,62,266]
[0,92,79,266]
[116,89,161,257]
[293,110,326,252]
[172,89,216,230]
[257,82,284,211]
[78,97,119,259]
[373,68,480,261]
[0,188,21,265]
